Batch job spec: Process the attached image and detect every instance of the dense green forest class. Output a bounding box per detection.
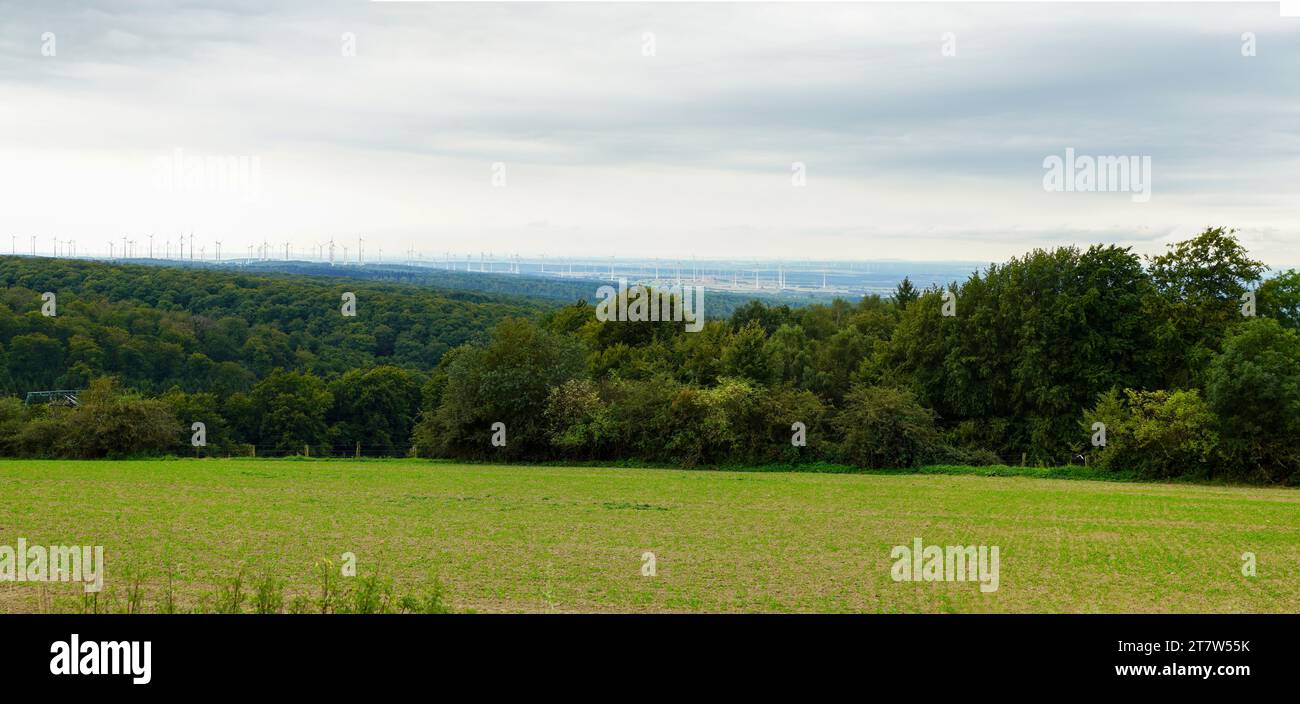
[0,257,544,395]
[2,227,1298,483]
[0,258,540,458]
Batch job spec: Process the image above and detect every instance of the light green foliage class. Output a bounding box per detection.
[1084,388,1222,480]
[544,378,615,458]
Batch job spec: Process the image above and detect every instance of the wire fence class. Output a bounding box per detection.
[163,441,418,459]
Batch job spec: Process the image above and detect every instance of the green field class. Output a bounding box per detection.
[1,459,1297,613]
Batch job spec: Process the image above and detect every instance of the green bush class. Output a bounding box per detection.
[1205,318,1300,482]
[834,385,945,469]
[749,385,828,464]
[412,317,586,460]
[25,377,183,459]
[544,378,615,459]
[943,418,1011,464]
[664,380,749,467]
[0,397,27,456]
[603,375,681,462]
[932,444,1003,467]
[1083,388,1223,479]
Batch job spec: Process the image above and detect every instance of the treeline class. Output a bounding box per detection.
[2,228,1298,483]
[411,227,1300,482]
[0,369,420,459]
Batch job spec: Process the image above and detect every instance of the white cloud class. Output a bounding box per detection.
[0,1,1297,266]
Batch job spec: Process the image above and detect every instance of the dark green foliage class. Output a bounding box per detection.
[893,276,919,310]
[834,385,945,469]
[876,244,1155,463]
[1205,318,1300,482]
[0,256,539,396]
[729,299,793,334]
[1258,269,1300,330]
[721,321,772,383]
[250,370,333,455]
[327,365,423,456]
[411,317,586,460]
[160,387,233,454]
[1145,226,1267,387]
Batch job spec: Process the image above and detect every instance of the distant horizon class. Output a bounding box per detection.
[3,242,1294,272]
[6,240,1295,302]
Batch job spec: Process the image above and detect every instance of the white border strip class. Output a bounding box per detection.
[371,0,1299,17]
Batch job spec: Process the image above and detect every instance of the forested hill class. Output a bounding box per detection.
[0,256,546,396]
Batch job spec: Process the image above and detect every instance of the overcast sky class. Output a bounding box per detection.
[1,1,1297,266]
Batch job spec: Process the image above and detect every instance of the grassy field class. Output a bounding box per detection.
[1,459,1297,613]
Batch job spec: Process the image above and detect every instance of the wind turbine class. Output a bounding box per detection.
[357,235,363,265]
[214,241,222,261]
[328,238,335,266]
